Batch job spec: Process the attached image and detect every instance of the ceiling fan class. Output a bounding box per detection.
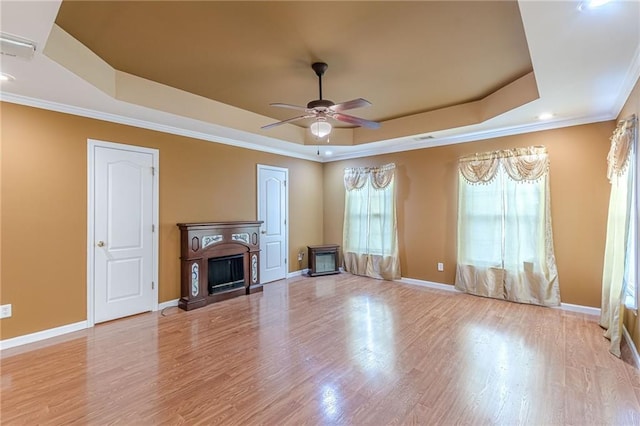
[261,62,380,137]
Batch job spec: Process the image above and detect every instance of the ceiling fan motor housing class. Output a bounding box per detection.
[262,61,380,130]
[307,99,335,110]
[311,62,328,77]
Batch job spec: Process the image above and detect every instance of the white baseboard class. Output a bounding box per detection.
[158,299,179,310]
[0,282,606,351]
[396,277,602,316]
[287,269,309,278]
[623,325,640,368]
[396,277,460,292]
[1,299,181,351]
[0,321,88,351]
[557,303,601,316]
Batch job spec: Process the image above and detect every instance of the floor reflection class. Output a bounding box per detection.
[314,278,336,298]
[319,382,341,420]
[459,323,536,419]
[348,295,396,377]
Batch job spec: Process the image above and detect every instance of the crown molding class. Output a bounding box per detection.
[612,44,640,119]
[0,92,618,164]
[0,92,321,162]
[326,113,615,162]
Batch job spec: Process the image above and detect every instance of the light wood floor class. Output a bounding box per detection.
[2,274,640,425]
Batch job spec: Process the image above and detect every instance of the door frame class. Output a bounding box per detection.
[257,164,289,281]
[87,139,159,327]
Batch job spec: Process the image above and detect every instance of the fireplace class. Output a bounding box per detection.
[308,244,340,276]
[208,254,244,294]
[177,221,263,311]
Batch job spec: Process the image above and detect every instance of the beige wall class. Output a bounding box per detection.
[324,122,614,308]
[0,102,324,340]
[619,77,640,354]
[0,100,621,343]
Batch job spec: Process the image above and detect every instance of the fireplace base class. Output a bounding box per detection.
[177,221,263,311]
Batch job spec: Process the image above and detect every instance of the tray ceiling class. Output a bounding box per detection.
[1,1,638,161]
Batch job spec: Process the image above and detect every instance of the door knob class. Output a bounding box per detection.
[97,241,105,247]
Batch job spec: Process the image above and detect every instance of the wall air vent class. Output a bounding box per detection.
[0,33,36,60]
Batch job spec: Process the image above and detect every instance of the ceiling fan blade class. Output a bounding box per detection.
[333,113,381,129]
[270,103,309,112]
[330,98,372,112]
[261,114,314,130]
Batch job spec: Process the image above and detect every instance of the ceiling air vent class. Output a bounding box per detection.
[0,33,36,60]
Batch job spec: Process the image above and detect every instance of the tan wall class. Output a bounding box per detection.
[0,99,620,342]
[619,77,640,354]
[324,122,614,307]
[0,102,324,340]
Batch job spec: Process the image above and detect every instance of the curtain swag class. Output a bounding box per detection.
[342,162,400,280]
[600,113,638,358]
[607,115,637,182]
[344,163,396,190]
[459,146,549,184]
[455,144,559,307]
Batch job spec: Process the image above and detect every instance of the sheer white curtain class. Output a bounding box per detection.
[455,146,560,306]
[343,163,400,280]
[600,115,637,357]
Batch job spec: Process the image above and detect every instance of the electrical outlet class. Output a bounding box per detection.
[297,251,305,261]
[0,304,12,319]
[437,262,444,272]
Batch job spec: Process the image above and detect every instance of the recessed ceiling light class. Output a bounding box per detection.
[0,72,15,82]
[538,112,554,120]
[578,0,612,11]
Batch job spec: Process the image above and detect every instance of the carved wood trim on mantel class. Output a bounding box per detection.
[177,221,263,311]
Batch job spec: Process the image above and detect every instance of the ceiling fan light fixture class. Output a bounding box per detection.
[262,62,379,132]
[310,119,332,138]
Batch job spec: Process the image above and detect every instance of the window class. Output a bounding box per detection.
[622,139,637,310]
[343,180,394,256]
[600,114,637,357]
[455,147,560,307]
[343,163,400,280]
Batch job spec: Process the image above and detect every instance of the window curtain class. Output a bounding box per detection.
[343,163,400,280]
[600,114,638,357]
[455,146,560,307]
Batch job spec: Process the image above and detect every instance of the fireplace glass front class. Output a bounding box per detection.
[308,244,340,276]
[208,254,244,294]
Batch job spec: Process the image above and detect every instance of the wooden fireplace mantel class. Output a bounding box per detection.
[177,221,263,311]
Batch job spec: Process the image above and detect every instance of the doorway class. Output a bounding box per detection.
[87,140,159,325]
[257,164,288,283]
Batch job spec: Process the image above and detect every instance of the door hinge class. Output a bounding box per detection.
[151,166,155,176]
[284,219,287,225]
[284,258,287,264]
[152,281,155,290]
[152,224,155,232]
[283,180,286,187]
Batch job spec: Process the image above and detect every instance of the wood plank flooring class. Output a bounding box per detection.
[2,273,640,425]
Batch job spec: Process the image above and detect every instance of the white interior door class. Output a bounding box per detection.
[258,165,288,283]
[89,141,158,324]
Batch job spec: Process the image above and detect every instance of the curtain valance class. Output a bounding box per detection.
[607,115,637,182]
[456,144,559,307]
[600,114,637,358]
[459,146,549,184]
[344,163,396,190]
[343,162,399,280]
